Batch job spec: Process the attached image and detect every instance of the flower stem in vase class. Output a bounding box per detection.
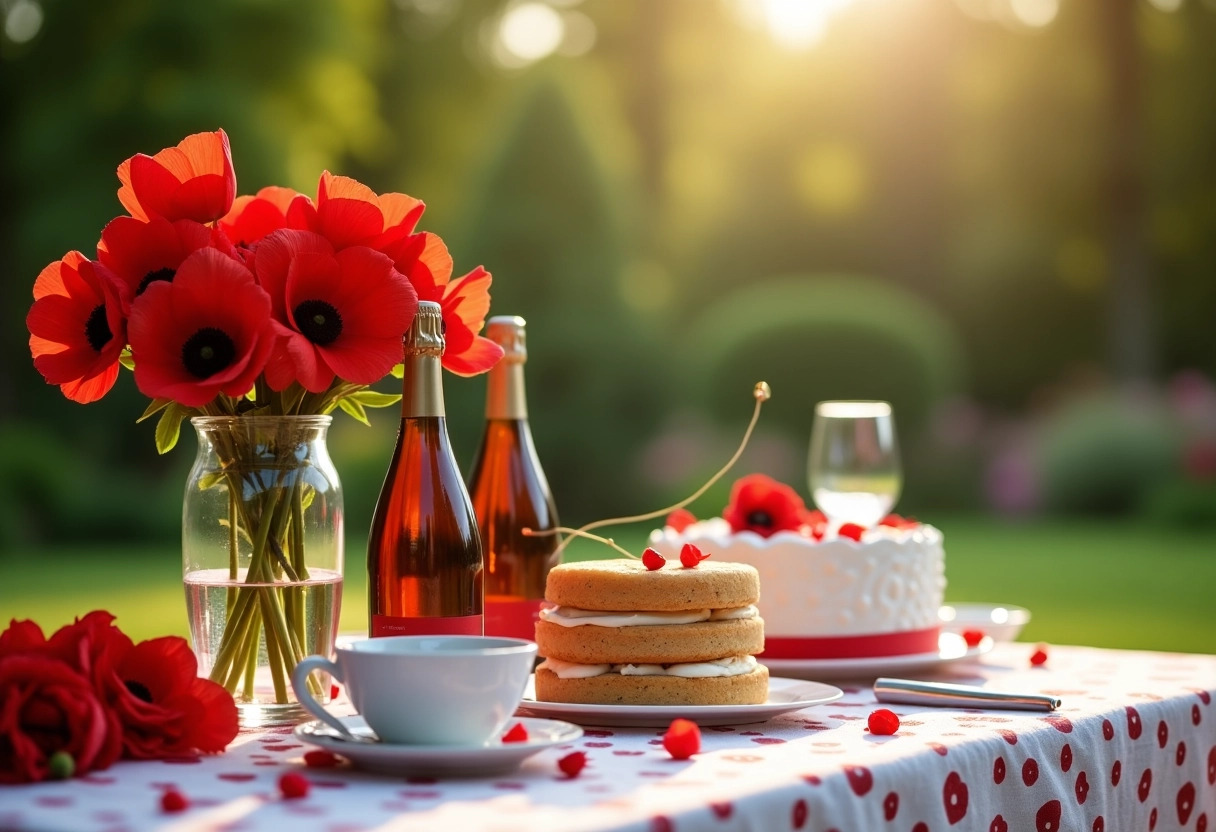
[185,415,342,727]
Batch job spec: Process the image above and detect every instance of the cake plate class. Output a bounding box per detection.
[759,632,993,681]
[515,676,843,728]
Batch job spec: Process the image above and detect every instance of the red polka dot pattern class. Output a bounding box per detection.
[3,643,1211,832]
[1022,759,1040,787]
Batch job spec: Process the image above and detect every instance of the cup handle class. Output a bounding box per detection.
[291,655,356,741]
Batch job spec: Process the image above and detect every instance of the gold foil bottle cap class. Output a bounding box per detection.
[406,301,445,357]
[484,315,527,364]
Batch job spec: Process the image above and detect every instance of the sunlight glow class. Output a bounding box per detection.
[1147,0,1184,10]
[498,2,566,63]
[4,0,43,44]
[736,0,858,50]
[1009,0,1059,28]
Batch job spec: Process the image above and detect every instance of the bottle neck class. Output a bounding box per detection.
[402,353,445,418]
[485,360,527,421]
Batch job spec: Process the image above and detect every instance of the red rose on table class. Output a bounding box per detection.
[723,474,807,537]
[0,653,122,783]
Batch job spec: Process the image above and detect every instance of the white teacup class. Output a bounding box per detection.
[291,636,537,746]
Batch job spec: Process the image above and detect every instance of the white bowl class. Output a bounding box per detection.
[938,603,1031,642]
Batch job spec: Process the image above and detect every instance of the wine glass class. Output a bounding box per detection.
[808,401,902,527]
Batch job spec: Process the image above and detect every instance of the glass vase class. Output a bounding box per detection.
[183,415,343,727]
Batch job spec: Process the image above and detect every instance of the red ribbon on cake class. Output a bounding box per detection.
[763,626,941,660]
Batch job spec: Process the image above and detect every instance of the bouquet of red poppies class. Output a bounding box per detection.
[27,128,500,429]
[0,612,238,784]
[24,130,502,711]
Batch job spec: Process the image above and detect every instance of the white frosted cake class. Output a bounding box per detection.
[648,518,945,660]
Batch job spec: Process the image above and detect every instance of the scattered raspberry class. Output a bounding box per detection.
[666,508,696,533]
[878,514,904,528]
[838,523,866,542]
[278,772,310,799]
[330,684,341,700]
[679,543,711,568]
[1029,644,1049,667]
[663,718,702,760]
[502,722,529,743]
[160,789,189,813]
[641,548,666,571]
[47,750,75,780]
[303,749,341,768]
[557,751,587,778]
[867,709,901,736]
[962,629,986,648]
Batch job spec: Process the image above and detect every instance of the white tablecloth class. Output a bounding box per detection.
[2,643,1214,832]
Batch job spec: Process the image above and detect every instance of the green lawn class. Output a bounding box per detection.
[1,516,1213,653]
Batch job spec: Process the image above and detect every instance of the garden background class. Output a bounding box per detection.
[1,0,1213,652]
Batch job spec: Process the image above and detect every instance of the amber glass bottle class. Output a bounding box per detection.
[367,301,483,636]
[468,316,559,641]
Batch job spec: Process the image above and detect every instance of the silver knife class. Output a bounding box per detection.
[874,677,1061,711]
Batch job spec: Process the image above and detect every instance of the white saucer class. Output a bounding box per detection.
[514,675,843,728]
[760,632,992,681]
[939,603,1031,642]
[294,715,583,777]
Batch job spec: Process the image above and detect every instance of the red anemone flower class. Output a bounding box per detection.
[27,252,126,404]
[219,186,312,249]
[98,216,224,312]
[128,248,275,407]
[392,233,503,375]
[293,172,425,251]
[722,474,808,538]
[253,229,418,392]
[116,129,236,223]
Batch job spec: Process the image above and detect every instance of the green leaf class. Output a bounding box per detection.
[136,398,173,423]
[349,390,401,409]
[155,403,189,455]
[337,397,369,425]
[300,487,316,512]
[389,363,404,379]
[197,471,227,491]
[119,348,135,371]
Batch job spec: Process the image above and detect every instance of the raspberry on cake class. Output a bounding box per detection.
[649,510,946,661]
[533,559,769,706]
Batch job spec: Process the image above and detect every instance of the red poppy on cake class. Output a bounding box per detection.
[649,475,945,661]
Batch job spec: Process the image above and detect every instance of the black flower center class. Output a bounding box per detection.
[293,299,342,346]
[747,510,774,528]
[84,305,112,352]
[125,680,154,703]
[181,327,237,379]
[137,267,176,296]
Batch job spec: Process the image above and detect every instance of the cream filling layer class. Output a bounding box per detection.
[540,604,759,628]
[539,655,758,680]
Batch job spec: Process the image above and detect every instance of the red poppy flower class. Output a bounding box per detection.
[45,612,237,757]
[0,653,122,783]
[253,229,418,392]
[128,248,276,407]
[722,474,808,537]
[392,233,503,375]
[293,172,426,251]
[97,216,224,312]
[0,619,48,657]
[26,252,126,404]
[116,130,236,223]
[219,186,312,249]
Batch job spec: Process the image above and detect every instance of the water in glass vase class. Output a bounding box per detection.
[184,568,342,727]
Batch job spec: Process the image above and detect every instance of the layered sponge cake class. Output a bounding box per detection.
[533,558,769,705]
